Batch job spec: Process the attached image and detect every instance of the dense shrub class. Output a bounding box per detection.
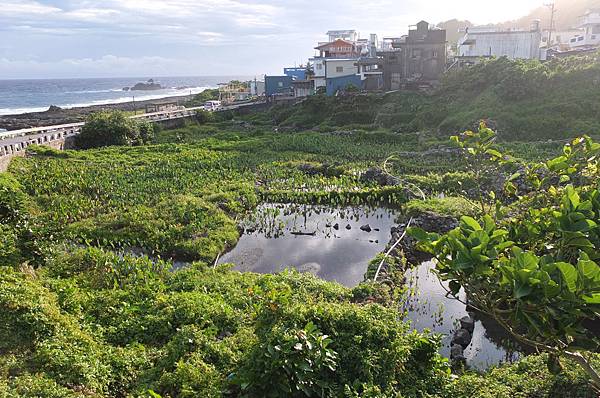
[76,111,155,149]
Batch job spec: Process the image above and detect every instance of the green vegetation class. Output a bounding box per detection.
[76,111,155,149]
[265,54,600,141]
[2,62,600,396]
[185,88,220,107]
[410,126,600,389]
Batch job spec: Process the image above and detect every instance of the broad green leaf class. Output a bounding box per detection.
[460,216,482,231]
[407,227,429,242]
[556,262,578,292]
[577,260,600,282]
[583,294,600,304]
[514,281,533,299]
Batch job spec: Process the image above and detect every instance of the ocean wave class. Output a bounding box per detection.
[0,86,213,116]
[65,88,125,94]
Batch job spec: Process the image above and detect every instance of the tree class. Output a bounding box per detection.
[76,111,155,149]
[409,124,600,390]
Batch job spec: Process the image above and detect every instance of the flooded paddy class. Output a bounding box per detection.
[220,203,522,369]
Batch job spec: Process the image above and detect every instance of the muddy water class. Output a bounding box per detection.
[218,203,399,287]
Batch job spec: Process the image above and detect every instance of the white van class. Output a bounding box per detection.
[204,100,222,111]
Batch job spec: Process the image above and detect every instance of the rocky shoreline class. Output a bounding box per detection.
[0,94,196,131]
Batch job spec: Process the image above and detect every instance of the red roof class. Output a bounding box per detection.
[315,39,355,50]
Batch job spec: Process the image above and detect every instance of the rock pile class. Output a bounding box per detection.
[450,314,476,367]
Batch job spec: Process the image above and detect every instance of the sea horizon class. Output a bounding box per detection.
[0,75,253,116]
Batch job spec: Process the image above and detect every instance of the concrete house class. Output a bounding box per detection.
[264,75,294,98]
[377,21,447,90]
[457,21,543,61]
[574,9,600,48]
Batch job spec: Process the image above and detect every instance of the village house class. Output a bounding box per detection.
[457,21,543,62]
[309,30,382,95]
[377,21,447,90]
[541,29,585,50]
[249,79,265,97]
[574,9,600,48]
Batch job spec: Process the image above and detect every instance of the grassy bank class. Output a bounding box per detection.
[261,53,600,141]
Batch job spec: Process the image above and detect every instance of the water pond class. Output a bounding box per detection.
[220,203,522,370]
[219,203,397,287]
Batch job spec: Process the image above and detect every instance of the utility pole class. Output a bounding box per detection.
[545,2,556,47]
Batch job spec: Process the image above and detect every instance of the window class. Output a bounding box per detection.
[317,64,323,70]
[336,66,344,73]
[278,82,283,87]
[412,49,422,58]
[578,36,584,41]
[432,50,438,58]
[571,37,577,43]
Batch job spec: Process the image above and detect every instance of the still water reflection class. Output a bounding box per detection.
[219,203,399,287]
[220,203,522,369]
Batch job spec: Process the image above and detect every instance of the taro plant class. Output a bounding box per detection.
[409,125,600,389]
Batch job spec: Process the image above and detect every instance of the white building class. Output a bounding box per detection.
[310,58,358,89]
[249,80,265,96]
[458,21,543,60]
[326,30,359,43]
[541,29,585,49]
[574,9,600,48]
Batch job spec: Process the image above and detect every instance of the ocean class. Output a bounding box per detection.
[0,76,251,116]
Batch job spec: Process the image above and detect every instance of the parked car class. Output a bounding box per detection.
[204,100,222,111]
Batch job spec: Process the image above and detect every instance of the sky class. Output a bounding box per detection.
[0,0,545,79]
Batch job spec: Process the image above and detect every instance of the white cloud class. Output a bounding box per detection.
[0,0,547,78]
[0,1,61,15]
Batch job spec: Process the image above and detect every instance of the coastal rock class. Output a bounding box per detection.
[333,223,340,230]
[451,328,472,348]
[47,105,62,113]
[131,79,163,91]
[346,224,352,230]
[122,87,130,91]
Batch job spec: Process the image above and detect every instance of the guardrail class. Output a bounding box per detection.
[0,107,206,160]
[0,106,204,141]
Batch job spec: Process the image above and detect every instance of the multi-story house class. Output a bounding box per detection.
[574,9,600,48]
[378,21,447,91]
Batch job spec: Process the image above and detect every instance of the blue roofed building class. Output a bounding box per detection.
[264,75,294,98]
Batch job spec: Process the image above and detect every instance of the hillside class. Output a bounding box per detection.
[264,52,600,141]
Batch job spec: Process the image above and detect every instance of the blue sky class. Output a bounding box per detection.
[0,0,544,79]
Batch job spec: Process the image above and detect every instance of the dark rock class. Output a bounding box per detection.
[345,224,352,230]
[46,105,62,113]
[450,344,465,359]
[360,167,400,187]
[122,87,130,91]
[451,328,472,348]
[333,223,340,230]
[131,79,163,91]
[460,316,475,333]
[360,224,372,232]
